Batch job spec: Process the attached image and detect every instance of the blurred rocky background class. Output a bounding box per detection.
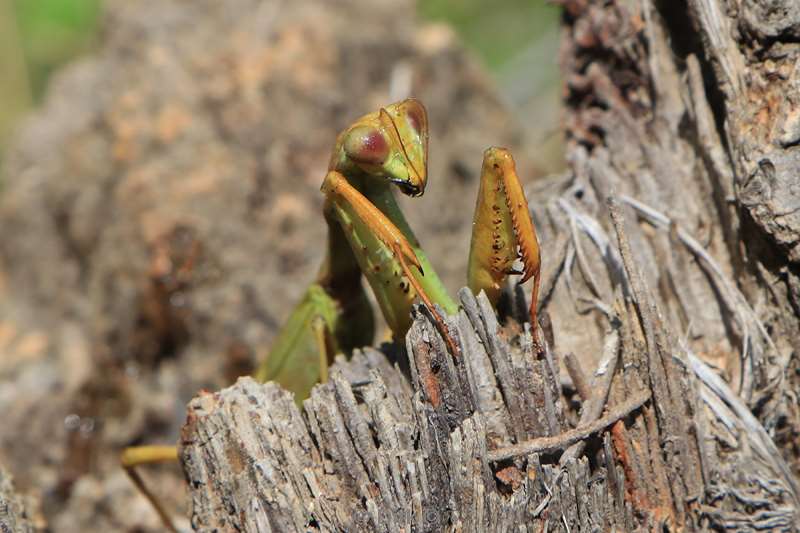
[0,0,560,530]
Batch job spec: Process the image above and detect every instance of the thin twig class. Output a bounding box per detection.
[487,389,650,462]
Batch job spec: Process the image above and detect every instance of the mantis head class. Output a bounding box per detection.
[333,98,429,197]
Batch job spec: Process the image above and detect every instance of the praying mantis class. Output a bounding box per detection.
[121,99,541,532]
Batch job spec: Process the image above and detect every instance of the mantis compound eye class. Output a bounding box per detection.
[343,126,390,166]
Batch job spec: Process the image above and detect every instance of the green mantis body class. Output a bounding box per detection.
[255,99,541,400]
[123,100,540,532]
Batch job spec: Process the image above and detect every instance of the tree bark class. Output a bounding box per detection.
[179,0,800,531]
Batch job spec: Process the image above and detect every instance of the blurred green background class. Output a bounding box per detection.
[0,0,102,149]
[0,0,561,169]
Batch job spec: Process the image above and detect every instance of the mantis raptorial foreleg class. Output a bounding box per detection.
[321,170,459,355]
[468,147,541,339]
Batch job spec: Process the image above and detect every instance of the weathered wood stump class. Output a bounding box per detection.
[180,281,797,531]
[179,0,800,530]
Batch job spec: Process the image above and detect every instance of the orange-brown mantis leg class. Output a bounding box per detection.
[120,445,180,533]
[467,147,542,342]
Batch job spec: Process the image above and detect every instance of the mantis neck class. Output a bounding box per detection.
[351,173,457,315]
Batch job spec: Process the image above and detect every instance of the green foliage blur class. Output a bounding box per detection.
[0,0,560,170]
[420,0,559,71]
[0,0,101,151]
[14,0,101,95]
